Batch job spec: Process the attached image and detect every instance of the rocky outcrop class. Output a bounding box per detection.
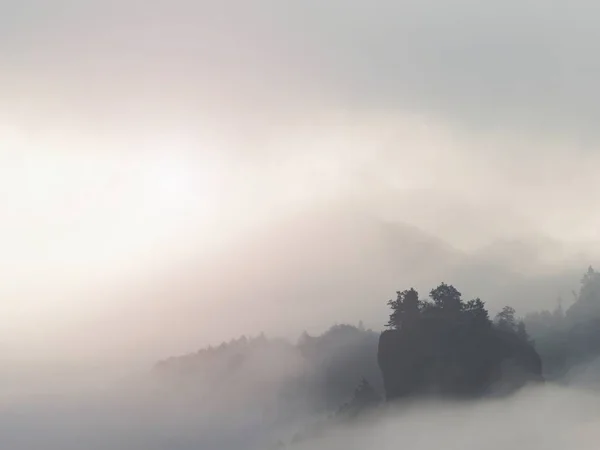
[378,325,543,401]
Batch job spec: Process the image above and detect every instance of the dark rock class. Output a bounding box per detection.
[378,324,543,401]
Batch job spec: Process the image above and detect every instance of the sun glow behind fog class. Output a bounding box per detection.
[0,116,386,348]
[140,136,223,224]
[0,128,229,328]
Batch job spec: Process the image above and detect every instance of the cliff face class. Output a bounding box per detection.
[378,326,543,400]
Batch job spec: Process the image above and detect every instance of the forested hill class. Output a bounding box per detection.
[154,323,382,417]
[153,266,600,443]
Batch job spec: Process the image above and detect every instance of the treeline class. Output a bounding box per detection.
[154,266,600,447]
[154,323,382,415]
[524,266,600,381]
[380,283,541,401]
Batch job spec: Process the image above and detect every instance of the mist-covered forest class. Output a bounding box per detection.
[6,0,600,448]
[151,266,600,448]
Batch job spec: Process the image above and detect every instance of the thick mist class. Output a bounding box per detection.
[2,0,600,448]
[3,361,600,449]
[2,0,600,360]
[292,385,600,450]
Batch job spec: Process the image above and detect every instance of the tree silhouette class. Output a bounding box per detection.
[495,306,517,333]
[463,298,491,328]
[429,283,462,317]
[566,266,600,323]
[379,283,543,400]
[516,321,531,344]
[387,288,421,330]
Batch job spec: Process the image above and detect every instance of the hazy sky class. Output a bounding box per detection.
[2,0,600,361]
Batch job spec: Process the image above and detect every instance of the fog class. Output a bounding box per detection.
[2,0,600,361]
[293,385,600,450]
[3,360,600,449]
[2,0,600,447]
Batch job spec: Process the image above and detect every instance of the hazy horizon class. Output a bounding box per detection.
[2,0,600,366]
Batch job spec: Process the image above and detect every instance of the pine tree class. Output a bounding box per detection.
[495,306,517,333]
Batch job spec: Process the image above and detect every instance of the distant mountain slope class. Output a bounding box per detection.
[88,201,596,359]
[154,324,382,418]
